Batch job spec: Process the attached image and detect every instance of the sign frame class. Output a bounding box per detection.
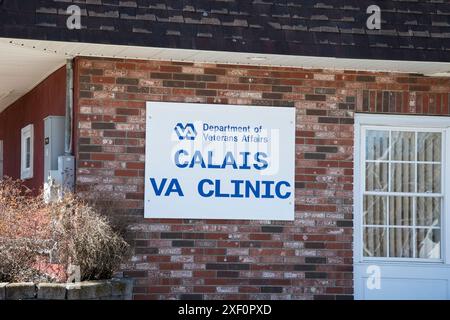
[144,102,296,221]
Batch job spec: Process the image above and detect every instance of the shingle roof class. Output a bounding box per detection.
[1,0,450,62]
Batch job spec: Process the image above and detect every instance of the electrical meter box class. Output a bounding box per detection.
[44,116,65,183]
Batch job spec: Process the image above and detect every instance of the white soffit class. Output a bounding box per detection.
[0,39,67,112]
[1,37,450,112]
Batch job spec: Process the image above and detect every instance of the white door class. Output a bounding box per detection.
[354,114,450,300]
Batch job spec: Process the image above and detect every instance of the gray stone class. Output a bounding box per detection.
[66,281,112,300]
[66,283,93,300]
[0,283,8,300]
[111,278,133,300]
[1,280,132,300]
[6,283,36,300]
[37,283,67,300]
[93,281,112,298]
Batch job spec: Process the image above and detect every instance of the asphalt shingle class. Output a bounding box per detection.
[0,0,449,62]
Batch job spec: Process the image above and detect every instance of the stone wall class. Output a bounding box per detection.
[0,279,133,300]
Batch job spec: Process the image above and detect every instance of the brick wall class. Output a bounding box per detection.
[74,57,450,300]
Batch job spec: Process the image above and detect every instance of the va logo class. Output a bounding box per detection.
[174,123,197,140]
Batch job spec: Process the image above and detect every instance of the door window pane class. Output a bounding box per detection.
[391,163,415,192]
[416,197,440,227]
[417,132,441,162]
[389,228,413,258]
[417,164,441,193]
[389,197,413,226]
[366,130,389,160]
[392,131,415,161]
[364,196,387,225]
[363,227,387,257]
[366,162,388,191]
[416,229,440,259]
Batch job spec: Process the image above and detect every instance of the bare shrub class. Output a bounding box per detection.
[0,178,130,283]
[50,194,130,281]
[0,178,53,282]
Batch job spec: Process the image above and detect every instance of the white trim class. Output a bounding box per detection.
[362,257,443,263]
[363,191,443,197]
[3,38,450,75]
[354,119,363,265]
[20,124,34,180]
[366,160,441,164]
[355,114,450,128]
[445,129,450,264]
[363,225,440,229]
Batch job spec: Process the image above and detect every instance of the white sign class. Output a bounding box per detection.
[144,102,296,221]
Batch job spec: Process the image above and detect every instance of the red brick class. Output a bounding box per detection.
[148,286,171,293]
[248,233,272,241]
[117,108,140,115]
[126,162,145,170]
[91,153,115,161]
[92,76,115,84]
[116,62,136,70]
[160,65,182,73]
[115,169,139,177]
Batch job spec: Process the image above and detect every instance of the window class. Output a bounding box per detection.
[21,124,34,180]
[355,114,449,262]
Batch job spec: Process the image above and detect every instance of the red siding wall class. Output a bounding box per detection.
[0,67,66,191]
[74,57,450,300]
